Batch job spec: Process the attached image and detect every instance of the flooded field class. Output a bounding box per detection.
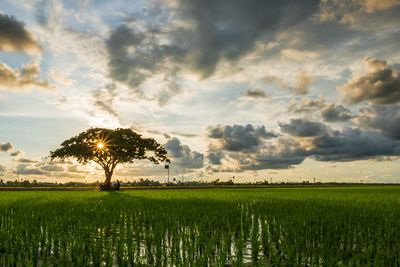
[0,187,399,266]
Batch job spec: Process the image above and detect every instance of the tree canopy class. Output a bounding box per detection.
[50,128,170,189]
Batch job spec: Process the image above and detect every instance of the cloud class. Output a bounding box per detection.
[10,150,22,157]
[172,0,318,77]
[207,121,400,171]
[0,61,49,90]
[105,0,319,100]
[15,158,39,163]
[91,84,119,118]
[357,105,400,140]
[0,142,13,152]
[157,80,182,106]
[208,124,277,152]
[310,127,400,161]
[67,165,89,173]
[0,165,6,174]
[279,119,329,137]
[365,0,400,13]
[314,0,400,24]
[264,70,313,95]
[40,164,64,172]
[16,164,46,175]
[208,135,307,170]
[164,137,204,169]
[340,57,400,104]
[321,104,354,122]
[207,151,224,165]
[288,96,325,113]
[241,88,268,98]
[0,13,41,54]
[281,48,319,61]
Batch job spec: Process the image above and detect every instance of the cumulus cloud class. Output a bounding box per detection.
[0,13,41,54]
[321,104,354,122]
[264,70,313,95]
[208,124,277,151]
[241,88,268,98]
[207,121,400,171]
[340,58,400,104]
[357,105,400,140]
[288,97,326,113]
[207,151,224,165]
[0,142,13,152]
[279,119,329,137]
[310,127,400,161]
[0,61,49,90]
[164,137,204,169]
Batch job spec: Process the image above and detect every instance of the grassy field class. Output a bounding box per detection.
[0,186,399,266]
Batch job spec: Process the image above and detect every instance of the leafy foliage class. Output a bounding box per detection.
[50,128,170,186]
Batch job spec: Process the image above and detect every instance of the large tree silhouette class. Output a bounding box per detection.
[50,128,170,190]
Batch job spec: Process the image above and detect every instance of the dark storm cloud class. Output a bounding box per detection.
[358,105,400,140]
[207,151,224,165]
[341,57,400,104]
[174,0,319,77]
[106,24,185,93]
[207,120,400,171]
[241,88,268,98]
[164,137,204,169]
[310,127,400,161]
[0,142,13,152]
[0,14,41,54]
[279,119,328,137]
[106,0,319,95]
[208,124,277,151]
[241,137,308,170]
[321,104,354,122]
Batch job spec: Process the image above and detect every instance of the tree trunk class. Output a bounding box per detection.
[103,170,113,190]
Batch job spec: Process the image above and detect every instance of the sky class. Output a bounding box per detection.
[0,0,400,183]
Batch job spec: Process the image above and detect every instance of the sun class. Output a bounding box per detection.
[97,142,104,149]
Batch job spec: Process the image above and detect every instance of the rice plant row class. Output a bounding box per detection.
[0,187,399,266]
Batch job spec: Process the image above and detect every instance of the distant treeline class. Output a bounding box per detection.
[0,178,302,187]
[0,178,242,187]
[0,178,395,188]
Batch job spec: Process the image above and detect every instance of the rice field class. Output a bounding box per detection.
[0,186,399,266]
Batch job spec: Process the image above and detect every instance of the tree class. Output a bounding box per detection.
[50,128,170,190]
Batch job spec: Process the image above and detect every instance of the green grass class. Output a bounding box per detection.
[0,186,399,266]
